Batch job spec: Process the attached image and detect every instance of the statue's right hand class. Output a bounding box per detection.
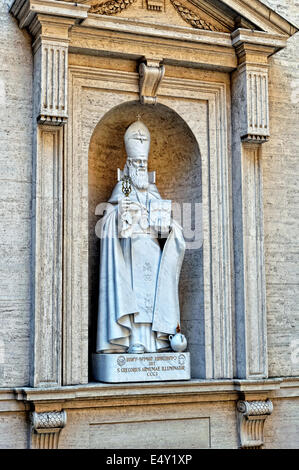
[119,198,132,214]
[119,198,141,214]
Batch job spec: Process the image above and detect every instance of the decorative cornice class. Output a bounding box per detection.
[231,29,288,57]
[10,0,89,29]
[217,0,298,37]
[242,135,269,144]
[170,0,224,32]
[14,378,285,405]
[89,0,136,15]
[237,400,273,449]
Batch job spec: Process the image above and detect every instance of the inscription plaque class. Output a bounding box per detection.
[92,352,191,383]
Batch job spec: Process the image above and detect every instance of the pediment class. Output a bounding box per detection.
[80,0,298,36]
[86,0,232,32]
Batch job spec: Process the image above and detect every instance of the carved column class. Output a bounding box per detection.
[231,31,277,379]
[237,400,273,449]
[11,0,89,387]
[31,411,67,449]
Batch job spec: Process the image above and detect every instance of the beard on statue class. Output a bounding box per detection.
[126,160,149,190]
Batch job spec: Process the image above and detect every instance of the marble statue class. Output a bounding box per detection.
[96,119,185,354]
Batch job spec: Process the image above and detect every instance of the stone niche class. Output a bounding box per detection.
[88,100,203,379]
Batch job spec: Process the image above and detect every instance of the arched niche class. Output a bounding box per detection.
[88,100,204,379]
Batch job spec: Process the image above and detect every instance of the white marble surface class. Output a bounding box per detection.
[96,120,186,355]
[92,352,191,383]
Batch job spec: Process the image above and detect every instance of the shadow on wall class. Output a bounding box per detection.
[88,100,205,379]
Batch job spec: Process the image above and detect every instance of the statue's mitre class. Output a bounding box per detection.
[124,120,150,159]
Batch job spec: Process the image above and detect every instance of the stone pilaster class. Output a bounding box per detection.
[30,125,64,387]
[231,32,274,379]
[237,400,273,449]
[31,411,67,449]
[10,0,89,387]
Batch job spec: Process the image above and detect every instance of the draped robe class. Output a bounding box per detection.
[96,181,185,353]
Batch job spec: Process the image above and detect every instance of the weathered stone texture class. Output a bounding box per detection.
[0,0,32,386]
[0,412,28,448]
[261,0,299,377]
[58,401,239,449]
[264,397,299,449]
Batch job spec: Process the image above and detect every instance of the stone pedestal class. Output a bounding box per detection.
[92,352,191,383]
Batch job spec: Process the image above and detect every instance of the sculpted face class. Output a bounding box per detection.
[127,155,149,189]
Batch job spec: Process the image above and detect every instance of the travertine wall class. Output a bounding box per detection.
[261,0,299,377]
[58,401,239,449]
[264,397,299,449]
[0,0,32,387]
[0,410,28,449]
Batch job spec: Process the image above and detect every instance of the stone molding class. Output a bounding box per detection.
[14,378,283,404]
[31,411,67,449]
[10,0,89,29]
[67,66,233,381]
[75,16,292,73]
[4,378,297,414]
[237,400,273,448]
[219,0,298,36]
[139,59,165,105]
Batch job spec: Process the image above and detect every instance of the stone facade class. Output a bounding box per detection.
[0,0,298,449]
[0,0,32,387]
[262,0,299,379]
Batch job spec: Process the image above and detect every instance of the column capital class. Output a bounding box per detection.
[10,0,89,30]
[231,33,273,144]
[11,0,89,125]
[232,28,288,66]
